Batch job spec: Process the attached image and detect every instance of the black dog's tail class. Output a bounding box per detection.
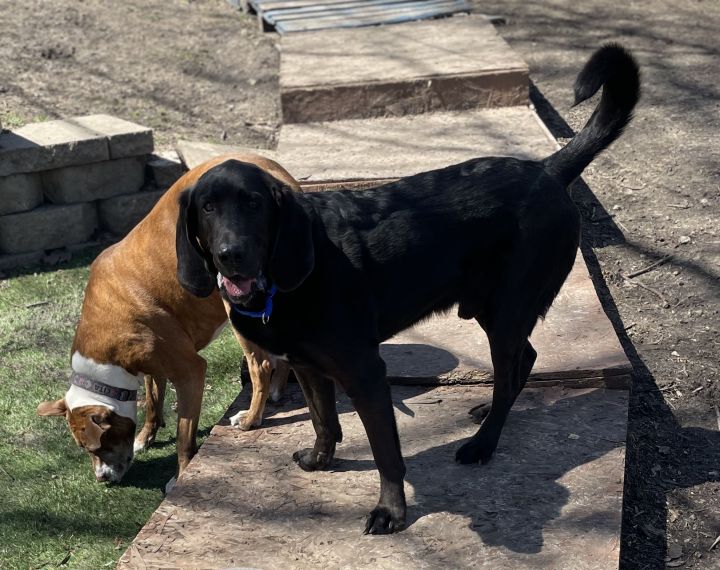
[543,44,640,186]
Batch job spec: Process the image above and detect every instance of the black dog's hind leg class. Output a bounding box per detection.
[342,354,407,535]
[293,369,342,471]
[467,342,536,424]
[457,320,537,465]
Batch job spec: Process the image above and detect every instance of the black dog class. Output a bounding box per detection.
[176,44,640,535]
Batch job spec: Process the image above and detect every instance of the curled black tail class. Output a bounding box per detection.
[543,44,640,185]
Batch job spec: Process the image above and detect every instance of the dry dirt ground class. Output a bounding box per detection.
[1,0,718,568]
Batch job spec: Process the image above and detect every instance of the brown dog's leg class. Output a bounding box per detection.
[168,355,206,490]
[222,299,283,430]
[134,375,167,453]
[231,333,273,430]
[269,359,290,403]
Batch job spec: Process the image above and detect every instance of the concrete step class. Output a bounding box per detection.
[280,16,527,123]
[118,384,627,569]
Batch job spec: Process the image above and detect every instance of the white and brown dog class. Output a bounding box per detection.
[37,153,298,488]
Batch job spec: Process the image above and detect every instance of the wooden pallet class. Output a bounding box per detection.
[245,0,472,33]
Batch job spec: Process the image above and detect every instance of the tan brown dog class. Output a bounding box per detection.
[37,153,298,489]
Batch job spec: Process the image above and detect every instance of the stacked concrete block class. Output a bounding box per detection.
[0,115,187,268]
[147,151,186,189]
[97,189,167,237]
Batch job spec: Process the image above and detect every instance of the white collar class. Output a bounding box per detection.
[64,352,141,421]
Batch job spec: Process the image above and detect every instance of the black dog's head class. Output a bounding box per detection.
[176,160,314,305]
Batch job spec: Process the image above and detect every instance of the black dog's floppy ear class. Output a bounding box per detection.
[268,181,315,292]
[176,187,216,297]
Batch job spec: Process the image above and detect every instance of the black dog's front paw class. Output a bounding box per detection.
[364,505,406,535]
[455,438,496,465]
[292,447,333,471]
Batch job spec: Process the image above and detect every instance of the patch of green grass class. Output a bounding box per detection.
[0,260,244,569]
[1,112,27,130]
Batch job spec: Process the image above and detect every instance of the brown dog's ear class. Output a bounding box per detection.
[37,398,68,417]
[176,188,216,298]
[83,413,108,452]
[90,410,113,431]
[268,182,315,292]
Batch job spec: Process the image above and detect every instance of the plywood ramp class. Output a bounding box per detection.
[118,385,627,569]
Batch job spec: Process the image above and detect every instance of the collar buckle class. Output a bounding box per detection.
[233,284,278,325]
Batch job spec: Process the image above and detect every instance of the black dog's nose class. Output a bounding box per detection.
[218,244,242,265]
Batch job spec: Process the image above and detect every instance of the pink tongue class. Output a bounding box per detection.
[222,276,254,297]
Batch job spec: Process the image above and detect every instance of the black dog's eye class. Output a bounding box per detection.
[248,199,259,210]
[202,202,214,213]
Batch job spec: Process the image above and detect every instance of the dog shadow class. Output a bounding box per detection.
[327,387,629,555]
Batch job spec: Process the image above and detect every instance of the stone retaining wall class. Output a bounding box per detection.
[0,115,186,270]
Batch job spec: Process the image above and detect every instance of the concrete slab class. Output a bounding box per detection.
[280,17,528,122]
[277,106,557,183]
[118,384,627,569]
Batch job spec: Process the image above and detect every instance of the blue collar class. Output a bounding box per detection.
[232,284,278,324]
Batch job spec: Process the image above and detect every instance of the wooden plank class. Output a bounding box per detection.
[265,0,431,23]
[280,17,528,122]
[119,384,628,569]
[275,1,471,33]
[252,0,348,10]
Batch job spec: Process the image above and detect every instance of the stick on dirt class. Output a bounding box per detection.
[626,254,673,279]
[623,276,670,308]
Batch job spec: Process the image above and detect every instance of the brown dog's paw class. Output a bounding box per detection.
[229,410,260,431]
[364,505,406,535]
[292,448,333,471]
[133,430,155,453]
